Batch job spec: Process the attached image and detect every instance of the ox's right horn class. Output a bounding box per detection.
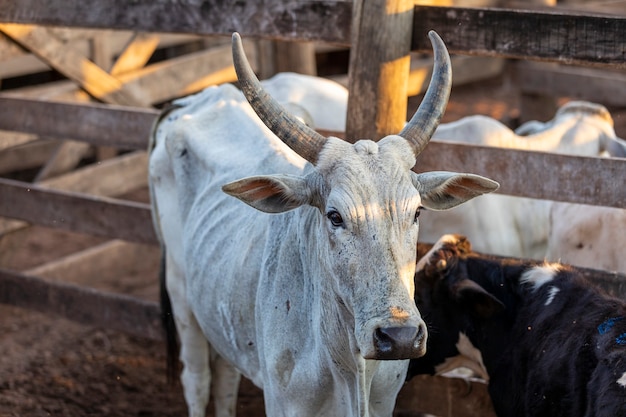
[232,32,327,165]
[398,31,452,157]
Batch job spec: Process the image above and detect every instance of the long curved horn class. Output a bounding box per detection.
[232,33,327,165]
[399,30,452,157]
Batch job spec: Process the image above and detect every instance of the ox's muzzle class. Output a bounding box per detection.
[369,321,428,360]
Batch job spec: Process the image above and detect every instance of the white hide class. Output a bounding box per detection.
[547,203,626,273]
[149,70,497,417]
[419,101,623,259]
[261,72,348,131]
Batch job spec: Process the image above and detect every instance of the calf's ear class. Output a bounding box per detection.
[413,171,499,210]
[453,279,504,318]
[222,174,309,213]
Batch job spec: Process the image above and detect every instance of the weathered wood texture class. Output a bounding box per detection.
[24,240,158,285]
[417,141,626,209]
[0,178,156,244]
[347,0,414,141]
[515,61,626,107]
[0,0,353,44]
[412,6,626,68]
[0,24,151,106]
[0,268,163,341]
[0,97,158,150]
[0,151,149,236]
[0,3,624,68]
[2,97,625,208]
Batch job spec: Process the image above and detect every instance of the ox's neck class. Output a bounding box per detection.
[259,207,392,416]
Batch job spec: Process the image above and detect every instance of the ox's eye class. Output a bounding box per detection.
[413,208,421,223]
[326,210,344,228]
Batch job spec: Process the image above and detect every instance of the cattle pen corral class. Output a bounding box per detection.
[0,0,625,416]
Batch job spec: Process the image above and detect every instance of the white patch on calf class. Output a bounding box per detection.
[545,286,560,306]
[435,332,489,381]
[618,372,626,388]
[520,264,562,290]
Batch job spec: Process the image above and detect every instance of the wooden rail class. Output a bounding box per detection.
[0,178,157,244]
[0,97,157,150]
[0,268,162,340]
[0,3,624,67]
[412,6,626,68]
[1,97,624,208]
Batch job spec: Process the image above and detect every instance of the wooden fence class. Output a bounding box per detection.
[0,1,625,416]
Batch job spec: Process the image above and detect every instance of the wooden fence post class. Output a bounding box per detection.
[346,0,414,142]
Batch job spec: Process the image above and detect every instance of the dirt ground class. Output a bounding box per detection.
[1,71,625,417]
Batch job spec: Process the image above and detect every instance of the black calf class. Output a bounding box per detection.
[409,234,626,417]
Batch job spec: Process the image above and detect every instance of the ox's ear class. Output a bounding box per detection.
[222,174,309,213]
[452,279,504,318]
[413,171,499,211]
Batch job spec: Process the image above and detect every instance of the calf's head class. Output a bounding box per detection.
[223,33,499,360]
[408,234,505,377]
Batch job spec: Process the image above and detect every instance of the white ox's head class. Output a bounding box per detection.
[223,32,499,360]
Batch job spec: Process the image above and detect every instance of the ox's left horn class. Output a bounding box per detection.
[232,32,327,165]
[398,30,452,157]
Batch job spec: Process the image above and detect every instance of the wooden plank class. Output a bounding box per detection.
[578,266,626,299]
[347,0,414,141]
[0,139,60,174]
[0,23,151,106]
[274,41,317,75]
[416,141,626,209]
[411,6,626,68]
[1,80,87,101]
[328,55,505,96]
[3,100,625,208]
[0,51,50,79]
[407,55,504,96]
[0,30,93,78]
[34,140,92,181]
[25,240,158,287]
[515,61,626,107]
[0,177,157,244]
[110,32,160,76]
[0,0,353,44]
[0,97,158,150]
[41,151,149,196]
[116,42,257,105]
[0,268,163,341]
[0,3,622,68]
[396,374,495,417]
[0,151,149,236]
[0,130,38,152]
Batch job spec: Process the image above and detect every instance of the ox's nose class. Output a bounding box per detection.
[373,322,427,360]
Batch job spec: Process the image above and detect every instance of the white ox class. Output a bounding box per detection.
[418,101,626,259]
[149,32,498,417]
[525,107,626,273]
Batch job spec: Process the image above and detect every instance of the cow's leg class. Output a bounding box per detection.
[210,352,241,417]
[166,255,210,417]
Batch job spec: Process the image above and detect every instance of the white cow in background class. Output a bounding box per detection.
[512,102,626,273]
[261,72,348,131]
[418,101,626,260]
[547,203,626,273]
[149,31,497,417]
